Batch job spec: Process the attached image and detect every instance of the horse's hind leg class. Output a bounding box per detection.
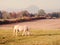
[13,29,16,36]
[15,29,18,36]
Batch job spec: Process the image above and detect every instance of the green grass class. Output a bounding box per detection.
[0,29,60,45]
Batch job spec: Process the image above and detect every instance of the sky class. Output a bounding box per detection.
[0,0,60,13]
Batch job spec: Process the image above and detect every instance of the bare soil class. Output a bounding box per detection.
[0,19,60,30]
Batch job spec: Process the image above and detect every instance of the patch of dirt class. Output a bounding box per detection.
[0,19,60,30]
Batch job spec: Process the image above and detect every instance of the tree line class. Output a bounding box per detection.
[0,9,60,24]
[0,9,60,19]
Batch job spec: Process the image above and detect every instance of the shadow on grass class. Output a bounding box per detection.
[17,33,60,41]
[31,33,60,36]
[0,35,15,44]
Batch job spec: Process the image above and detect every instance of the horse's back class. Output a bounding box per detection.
[14,25,29,31]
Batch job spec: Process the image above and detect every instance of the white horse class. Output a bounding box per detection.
[13,25,30,36]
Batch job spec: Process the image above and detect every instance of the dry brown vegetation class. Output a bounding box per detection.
[0,18,60,30]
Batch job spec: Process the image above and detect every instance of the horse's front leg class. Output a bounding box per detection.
[22,30,26,36]
[27,31,30,36]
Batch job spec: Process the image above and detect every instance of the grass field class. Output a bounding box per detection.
[0,29,60,45]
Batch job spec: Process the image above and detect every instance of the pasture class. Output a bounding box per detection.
[0,19,60,45]
[0,29,60,45]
